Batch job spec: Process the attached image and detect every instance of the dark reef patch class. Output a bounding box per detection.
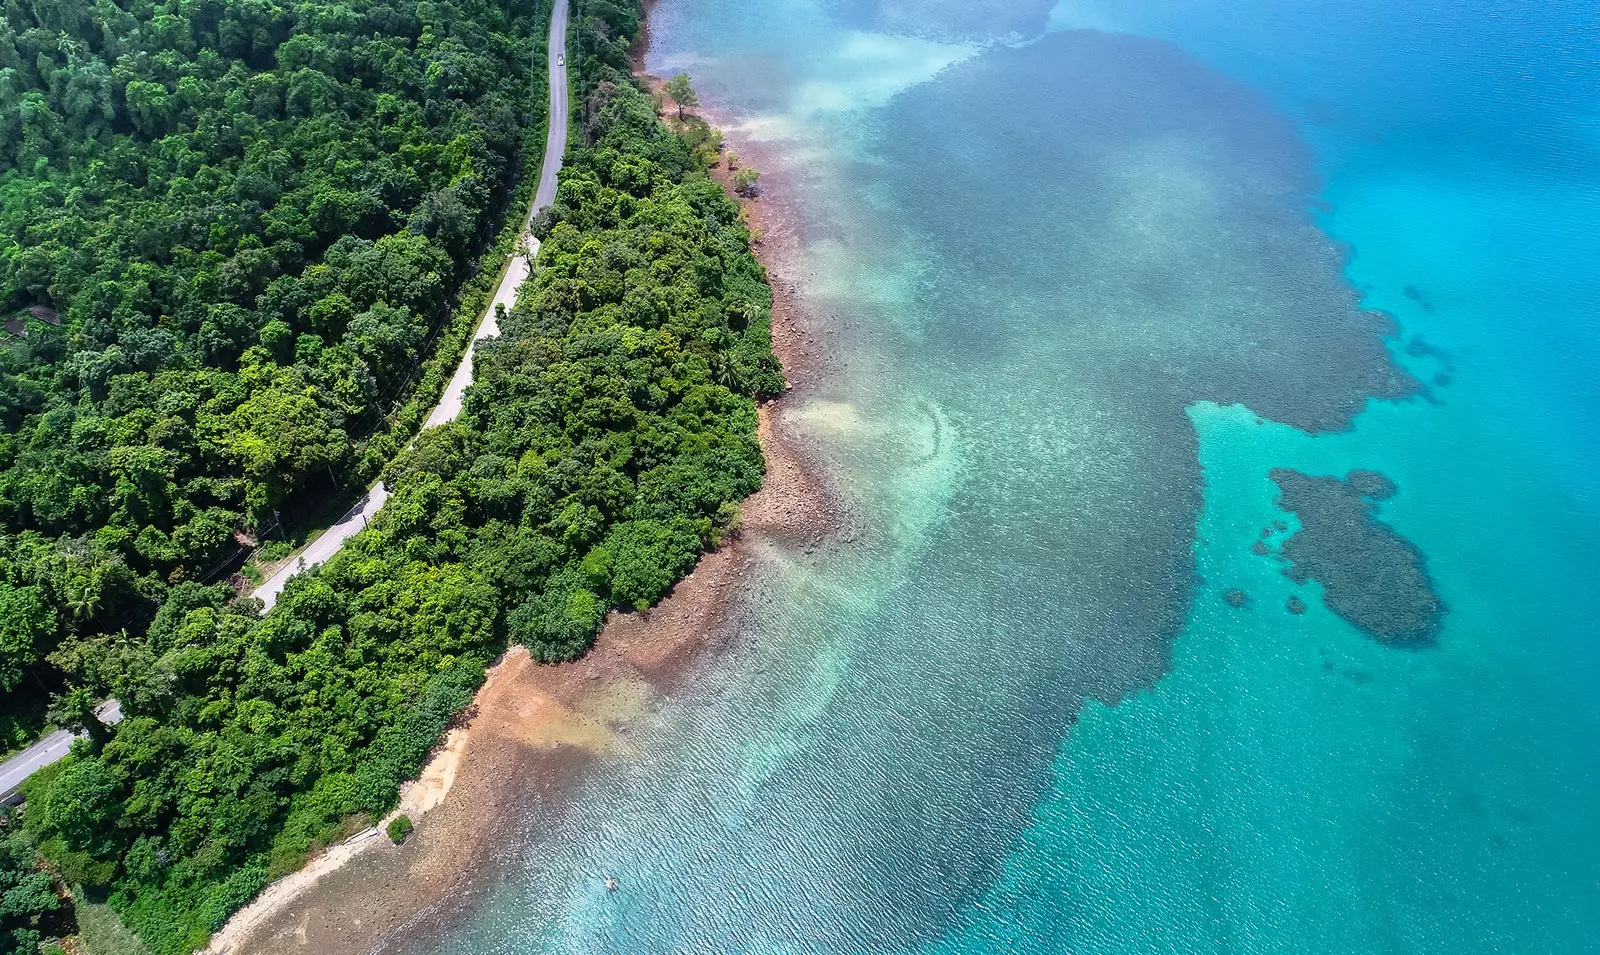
[1406,334,1455,368]
[1225,588,1251,608]
[1407,335,1456,395]
[1345,469,1396,500]
[1251,540,1272,556]
[1270,468,1444,647]
[1286,595,1307,615]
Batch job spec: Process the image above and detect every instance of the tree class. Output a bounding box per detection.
[41,757,120,855]
[0,811,58,955]
[46,687,110,750]
[508,571,607,663]
[0,584,52,693]
[64,581,102,622]
[665,73,698,120]
[220,384,350,516]
[344,303,423,382]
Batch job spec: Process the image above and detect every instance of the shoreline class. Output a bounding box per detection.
[217,14,841,955]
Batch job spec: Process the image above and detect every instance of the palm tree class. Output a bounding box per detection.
[733,299,765,328]
[66,581,102,621]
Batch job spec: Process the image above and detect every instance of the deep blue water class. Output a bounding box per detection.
[417,0,1600,950]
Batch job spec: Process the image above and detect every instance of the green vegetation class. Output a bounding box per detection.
[0,0,549,721]
[70,896,154,955]
[0,808,58,955]
[733,166,760,197]
[653,74,722,171]
[385,814,413,845]
[664,71,697,119]
[6,0,780,951]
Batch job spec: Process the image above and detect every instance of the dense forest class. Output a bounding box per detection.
[0,0,548,749]
[5,0,780,950]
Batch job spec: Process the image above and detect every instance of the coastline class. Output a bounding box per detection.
[215,13,839,954]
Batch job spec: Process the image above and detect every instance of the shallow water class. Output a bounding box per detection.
[422,0,1600,950]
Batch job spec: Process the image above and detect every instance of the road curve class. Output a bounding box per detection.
[253,0,570,613]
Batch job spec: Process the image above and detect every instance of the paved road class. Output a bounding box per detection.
[425,0,570,429]
[531,0,571,218]
[0,699,122,805]
[251,482,391,611]
[255,0,570,612]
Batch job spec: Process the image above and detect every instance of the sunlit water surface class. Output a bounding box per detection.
[420,0,1600,951]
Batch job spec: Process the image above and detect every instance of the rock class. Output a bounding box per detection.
[1286,595,1307,615]
[1224,588,1250,608]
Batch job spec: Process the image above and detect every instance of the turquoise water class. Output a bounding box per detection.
[420,0,1600,950]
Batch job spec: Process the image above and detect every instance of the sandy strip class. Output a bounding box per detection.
[205,830,384,955]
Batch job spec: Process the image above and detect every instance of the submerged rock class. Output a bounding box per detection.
[1224,588,1251,608]
[1286,595,1307,615]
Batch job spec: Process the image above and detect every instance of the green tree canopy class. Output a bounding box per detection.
[665,72,698,119]
[0,583,51,692]
[0,811,59,955]
[0,0,547,739]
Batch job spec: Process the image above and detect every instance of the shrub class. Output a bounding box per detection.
[733,167,762,197]
[385,816,414,846]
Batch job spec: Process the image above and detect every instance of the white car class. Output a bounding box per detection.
[558,54,565,66]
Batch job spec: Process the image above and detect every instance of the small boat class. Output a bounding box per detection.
[604,876,619,892]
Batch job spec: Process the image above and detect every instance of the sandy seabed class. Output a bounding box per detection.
[217,34,840,955]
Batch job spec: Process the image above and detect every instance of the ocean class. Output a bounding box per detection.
[422,0,1600,950]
